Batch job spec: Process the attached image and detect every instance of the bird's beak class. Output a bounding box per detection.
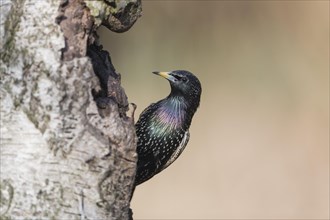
[152,71,175,81]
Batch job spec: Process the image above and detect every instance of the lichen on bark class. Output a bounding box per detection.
[85,0,142,33]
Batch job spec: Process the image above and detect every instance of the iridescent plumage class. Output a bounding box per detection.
[134,70,201,186]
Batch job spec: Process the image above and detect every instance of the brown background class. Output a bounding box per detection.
[99,1,329,219]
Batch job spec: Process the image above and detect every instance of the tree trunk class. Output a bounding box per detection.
[0,0,142,219]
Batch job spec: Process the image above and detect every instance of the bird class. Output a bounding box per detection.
[134,70,202,186]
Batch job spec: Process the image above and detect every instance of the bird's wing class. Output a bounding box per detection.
[161,130,190,172]
[135,131,190,185]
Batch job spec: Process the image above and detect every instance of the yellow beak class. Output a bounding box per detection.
[152,71,172,79]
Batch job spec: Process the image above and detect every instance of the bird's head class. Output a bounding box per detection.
[153,70,202,107]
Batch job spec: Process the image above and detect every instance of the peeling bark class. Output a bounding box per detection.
[0,0,141,219]
[57,0,95,61]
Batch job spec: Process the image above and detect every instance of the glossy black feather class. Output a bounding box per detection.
[134,70,201,186]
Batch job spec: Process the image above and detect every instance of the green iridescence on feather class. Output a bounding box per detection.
[149,97,187,137]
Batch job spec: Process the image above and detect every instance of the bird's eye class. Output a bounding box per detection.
[181,77,188,82]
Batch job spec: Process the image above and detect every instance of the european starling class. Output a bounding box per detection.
[134,70,202,186]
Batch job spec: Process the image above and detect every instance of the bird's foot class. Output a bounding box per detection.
[129,103,137,123]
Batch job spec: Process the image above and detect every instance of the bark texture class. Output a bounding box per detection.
[0,0,142,219]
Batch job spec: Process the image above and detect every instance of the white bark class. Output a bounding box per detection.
[0,0,141,219]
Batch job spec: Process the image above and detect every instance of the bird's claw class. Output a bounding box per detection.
[130,103,137,123]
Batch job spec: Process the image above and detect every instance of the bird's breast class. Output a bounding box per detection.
[149,110,181,136]
[148,100,186,137]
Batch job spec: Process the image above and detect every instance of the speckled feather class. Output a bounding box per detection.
[134,70,201,186]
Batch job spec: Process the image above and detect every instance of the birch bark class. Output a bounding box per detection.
[0,0,141,219]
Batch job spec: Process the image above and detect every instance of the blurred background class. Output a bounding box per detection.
[99,1,329,219]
